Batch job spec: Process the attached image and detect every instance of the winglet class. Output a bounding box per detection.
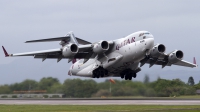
[194,57,198,67]
[193,57,196,64]
[2,46,9,57]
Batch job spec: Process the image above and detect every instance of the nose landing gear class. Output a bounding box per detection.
[120,69,137,80]
[92,66,108,78]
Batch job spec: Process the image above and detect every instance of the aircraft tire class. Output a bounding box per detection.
[105,70,108,76]
[125,75,128,80]
[100,71,104,77]
[132,73,136,78]
[96,70,100,78]
[92,70,96,78]
[92,75,95,78]
[129,76,132,80]
[121,75,124,79]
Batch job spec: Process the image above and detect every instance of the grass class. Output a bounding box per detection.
[97,95,200,99]
[178,95,200,99]
[0,105,200,112]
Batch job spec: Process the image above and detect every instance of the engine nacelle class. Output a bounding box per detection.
[93,41,109,54]
[150,44,166,58]
[168,50,184,63]
[62,44,79,58]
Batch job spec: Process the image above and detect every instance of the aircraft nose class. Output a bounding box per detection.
[145,38,154,48]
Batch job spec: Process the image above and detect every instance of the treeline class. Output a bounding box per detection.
[0,76,200,98]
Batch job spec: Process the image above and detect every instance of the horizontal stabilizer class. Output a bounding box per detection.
[26,37,91,45]
[25,37,70,43]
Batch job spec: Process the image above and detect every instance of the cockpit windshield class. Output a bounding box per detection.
[139,32,151,37]
[144,32,150,35]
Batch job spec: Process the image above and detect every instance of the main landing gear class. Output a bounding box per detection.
[120,69,137,80]
[92,66,108,78]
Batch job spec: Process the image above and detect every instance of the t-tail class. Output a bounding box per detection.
[25,31,91,46]
[67,31,79,46]
[24,31,91,64]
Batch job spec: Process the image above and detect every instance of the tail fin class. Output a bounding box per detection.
[25,31,91,45]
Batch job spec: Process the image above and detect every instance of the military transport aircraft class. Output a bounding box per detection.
[2,31,197,80]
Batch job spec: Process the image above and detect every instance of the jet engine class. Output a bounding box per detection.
[150,44,166,58]
[168,50,184,63]
[62,44,79,57]
[93,41,109,54]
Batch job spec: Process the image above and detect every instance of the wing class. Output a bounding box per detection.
[2,46,93,61]
[2,36,114,63]
[140,43,197,68]
[140,54,197,68]
[173,60,197,68]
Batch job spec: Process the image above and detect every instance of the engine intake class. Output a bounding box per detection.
[62,44,78,57]
[168,50,184,63]
[93,41,109,54]
[150,44,166,58]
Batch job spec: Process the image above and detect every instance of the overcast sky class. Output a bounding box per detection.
[0,1,200,84]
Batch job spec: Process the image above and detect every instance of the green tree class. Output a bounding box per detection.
[63,79,97,98]
[49,83,63,93]
[188,76,195,86]
[0,85,11,94]
[38,77,60,92]
[9,79,38,91]
[143,74,150,84]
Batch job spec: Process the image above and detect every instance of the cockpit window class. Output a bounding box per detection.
[139,32,151,37]
[139,33,144,37]
[144,32,150,34]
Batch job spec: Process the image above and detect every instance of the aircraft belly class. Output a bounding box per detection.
[108,41,145,75]
[76,64,94,77]
[70,59,96,77]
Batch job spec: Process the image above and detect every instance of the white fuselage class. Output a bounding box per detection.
[70,31,154,77]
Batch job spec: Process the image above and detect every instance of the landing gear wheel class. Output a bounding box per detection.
[100,71,104,77]
[92,66,108,78]
[96,72,100,78]
[133,73,137,78]
[92,71,96,78]
[92,75,95,78]
[121,75,124,79]
[105,70,108,76]
[129,76,132,80]
[125,75,128,80]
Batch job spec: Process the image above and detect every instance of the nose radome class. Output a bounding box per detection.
[145,38,154,48]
